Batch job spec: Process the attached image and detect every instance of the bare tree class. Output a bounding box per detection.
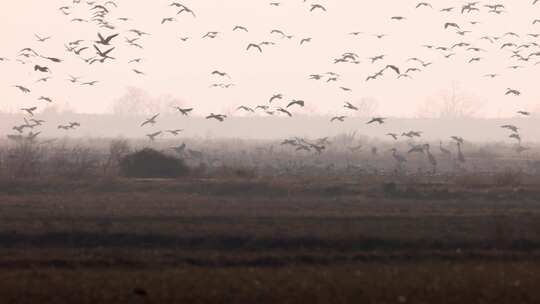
[111,87,160,116]
[354,97,379,117]
[417,82,481,118]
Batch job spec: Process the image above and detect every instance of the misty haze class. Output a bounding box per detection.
[1,1,540,304]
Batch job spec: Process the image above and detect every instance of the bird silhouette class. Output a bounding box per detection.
[367,117,386,124]
[206,113,227,121]
[13,85,31,93]
[95,33,118,45]
[247,43,263,52]
[35,34,51,42]
[310,4,327,12]
[141,114,159,127]
[505,88,521,96]
[330,116,346,122]
[233,25,248,32]
[287,100,305,108]
[21,107,37,116]
[174,107,193,116]
[277,107,292,117]
[269,94,283,103]
[147,131,162,141]
[386,133,398,140]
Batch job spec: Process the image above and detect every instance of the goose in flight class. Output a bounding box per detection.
[147,131,162,141]
[38,55,61,63]
[287,100,305,108]
[391,16,406,21]
[129,29,150,36]
[202,31,219,39]
[386,133,398,140]
[211,70,230,78]
[58,124,72,130]
[367,117,386,125]
[237,106,255,112]
[269,94,283,103]
[247,43,263,52]
[93,45,115,59]
[366,70,384,81]
[13,85,31,93]
[73,47,88,55]
[330,116,346,122]
[505,88,521,96]
[26,132,41,141]
[21,107,38,116]
[132,69,145,75]
[484,74,498,78]
[81,81,99,86]
[206,113,227,121]
[233,25,248,32]
[300,38,312,45]
[174,107,193,115]
[456,30,471,36]
[35,34,52,42]
[29,119,45,126]
[369,54,385,63]
[444,22,460,30]
[501,124,519,133]
[517,111,530,116]
[176,5,196,17]
[36,77,51,83]
[416,2,432,9]
[344,102,358,111]
[255,105,269,111]
[161,17,176,24]
[141,114,160,127]
[310,4,326,12]
[34,65,50,73]
[405,67,421,74]
[277,107,292,117]
[166,129,183,136]
[402,131,423,138]
[509,133,521,142]
[385,65,400,75]
[38,96,52,103]
[95,33,119,45]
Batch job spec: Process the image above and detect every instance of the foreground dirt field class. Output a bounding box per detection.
[1,176,540,303]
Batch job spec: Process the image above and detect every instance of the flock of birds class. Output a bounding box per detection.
[2,0,540,170]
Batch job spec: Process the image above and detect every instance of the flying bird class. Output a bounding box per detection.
[367,117,386,125]
[310,4,327,12]
[141,114,160,127]
[247,43,263,52]
[287,100,305,108]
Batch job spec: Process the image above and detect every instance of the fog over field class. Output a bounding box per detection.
[2,1,540,304]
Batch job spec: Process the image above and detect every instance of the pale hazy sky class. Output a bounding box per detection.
[1,0,539,117]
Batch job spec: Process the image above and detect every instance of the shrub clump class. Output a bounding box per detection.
[119,148,189,178]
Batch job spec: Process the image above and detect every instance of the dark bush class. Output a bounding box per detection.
[382,182,397,194]
[119,148,189,178]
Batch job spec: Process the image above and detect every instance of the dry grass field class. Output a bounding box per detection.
[1,172,540,303]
